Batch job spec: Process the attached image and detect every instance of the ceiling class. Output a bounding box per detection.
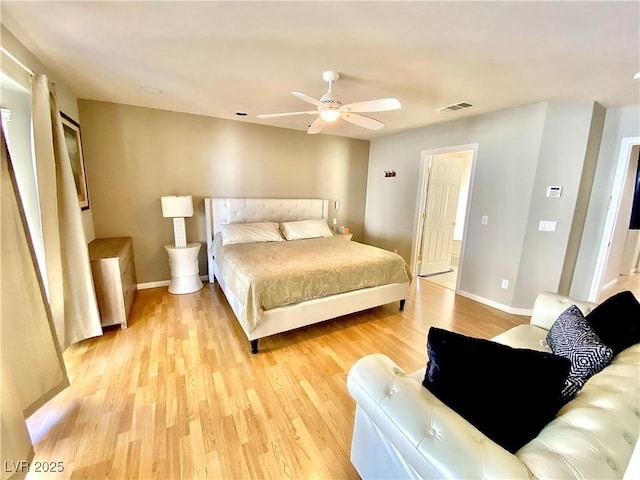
[2,1,639,140]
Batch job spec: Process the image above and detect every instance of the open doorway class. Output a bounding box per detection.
[590,137,640,301]
[412,144,477,291]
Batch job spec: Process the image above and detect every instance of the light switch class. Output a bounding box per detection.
[481,215,488,225]
[538,221,557,232]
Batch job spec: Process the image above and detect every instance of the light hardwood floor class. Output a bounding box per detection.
[26,280,567,479]
[598,272,640,301]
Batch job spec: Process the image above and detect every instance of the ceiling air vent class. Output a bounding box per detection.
[436,102,474,112]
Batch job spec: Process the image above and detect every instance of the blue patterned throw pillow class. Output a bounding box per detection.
[546,305,614,400]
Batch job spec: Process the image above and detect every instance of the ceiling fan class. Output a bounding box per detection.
[257,71,401,134]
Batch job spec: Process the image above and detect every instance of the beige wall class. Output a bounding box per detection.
[78,101,370,284]
[366,102,547,309]
[366,100,615,310]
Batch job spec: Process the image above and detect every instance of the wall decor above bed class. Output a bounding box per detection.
[204,198,412,353]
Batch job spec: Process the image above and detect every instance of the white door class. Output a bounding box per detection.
[418,155,464,276]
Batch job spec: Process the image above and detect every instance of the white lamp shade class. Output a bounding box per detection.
[319,108,340,122]
[161,195,194,218]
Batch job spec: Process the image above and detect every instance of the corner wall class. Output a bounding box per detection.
[366,100,608,311]
[366,103,546,308]
[571,105,640,300]
[512,101,604,308]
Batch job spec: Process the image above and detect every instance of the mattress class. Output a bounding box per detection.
[213,236,412,332]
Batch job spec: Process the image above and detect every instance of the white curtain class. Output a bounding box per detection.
[31,75,102,349]
[1,126,69,480]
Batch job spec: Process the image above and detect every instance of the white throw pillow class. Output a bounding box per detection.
[280,219,333,240]
[219,222,284,246]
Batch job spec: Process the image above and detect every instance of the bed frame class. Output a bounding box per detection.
[204,198,409,353]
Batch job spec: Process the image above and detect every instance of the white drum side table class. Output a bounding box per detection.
[164,243,203,294]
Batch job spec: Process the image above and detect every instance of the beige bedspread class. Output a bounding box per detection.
[213,236,411,332]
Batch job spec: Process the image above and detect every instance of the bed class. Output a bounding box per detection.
[204,198,411,353]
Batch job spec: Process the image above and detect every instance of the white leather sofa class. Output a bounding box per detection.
[347,292,640,479]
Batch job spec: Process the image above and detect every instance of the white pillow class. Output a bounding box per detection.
[219,222,284,246]
[280,219,333,240]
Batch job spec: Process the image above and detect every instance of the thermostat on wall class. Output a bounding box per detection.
[546,186,563,198]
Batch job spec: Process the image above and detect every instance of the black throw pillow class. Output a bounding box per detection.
[422,327,570,454]
[586,291,640,356]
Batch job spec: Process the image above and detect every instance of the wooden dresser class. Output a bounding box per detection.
[88,237,136,329]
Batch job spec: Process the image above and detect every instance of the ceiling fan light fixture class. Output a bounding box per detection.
[319,109,340,122]
[259,70,401,133]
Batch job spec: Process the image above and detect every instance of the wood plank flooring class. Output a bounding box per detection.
[598,272,640,301]
[26,279,535,479]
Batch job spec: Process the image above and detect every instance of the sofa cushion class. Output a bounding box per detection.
[530,292,597,330]
[546,305,614,400]
[422,327,570,454]
[492,324,550,352]
[586,291,640,356]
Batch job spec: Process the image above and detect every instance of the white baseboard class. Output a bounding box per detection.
[137,275,208,290]
[456,289,532,316]
[137,280,170,290]
[600,278,619,291]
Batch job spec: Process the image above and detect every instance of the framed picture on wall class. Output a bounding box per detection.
[60,112,90,210]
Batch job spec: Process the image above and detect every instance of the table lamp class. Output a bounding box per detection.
[161,195,193,247]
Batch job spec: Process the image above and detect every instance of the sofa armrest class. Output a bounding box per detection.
[530,291,597,330]
[347,354,530,479]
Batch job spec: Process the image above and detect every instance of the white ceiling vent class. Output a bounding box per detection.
[436,102,474,112]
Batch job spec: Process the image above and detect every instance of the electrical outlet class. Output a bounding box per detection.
[501,279,509,289]
[332,218,337,225]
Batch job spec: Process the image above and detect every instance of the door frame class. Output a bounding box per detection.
[418,154,464,277]
[588,136,640,301]
[410,143,479,289]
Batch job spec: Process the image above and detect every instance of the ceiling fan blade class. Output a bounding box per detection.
[341,98,401,113]
[341,113,384,130]
[307,117,326,134]
[291,91,325,107]
[257,110,317,118]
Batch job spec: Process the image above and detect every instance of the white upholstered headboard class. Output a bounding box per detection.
[204,198,329,282]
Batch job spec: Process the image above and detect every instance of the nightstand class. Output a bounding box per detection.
[334,233,353,241]
[89,237,136,329]
[164,243,203,294]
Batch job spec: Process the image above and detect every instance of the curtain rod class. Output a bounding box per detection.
[0,46,35,76]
